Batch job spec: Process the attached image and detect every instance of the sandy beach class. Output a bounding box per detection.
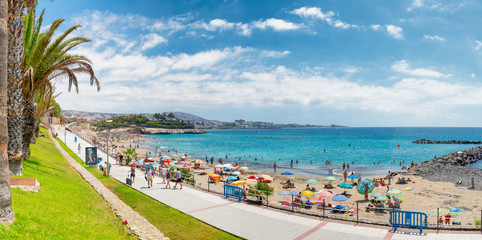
[94,130,482,229]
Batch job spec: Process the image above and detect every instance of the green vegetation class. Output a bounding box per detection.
[95,114,194,130]
[248,182,273,201]
[0,128,133,239]
[55,138,240,240]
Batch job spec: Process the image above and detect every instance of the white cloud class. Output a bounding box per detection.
[260,50,290,58]
[475,40,482,51]
[202,19,235,31]
[391,60,450,78]
[140,33,167,51]
[406,0,468,12]
[385,25,403,39]
[423,35,445,42]
[291,6,335,20]
[253,18,301,31]
[57,10,482,122]
[291,7,357,29]
[370,24,382,31]
[407,0,425,11]
[471,73,476,78]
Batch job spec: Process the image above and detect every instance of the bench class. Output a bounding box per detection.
[389,210,427,234]
[224,185,244,202]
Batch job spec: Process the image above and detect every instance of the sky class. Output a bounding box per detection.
[36,0,482,127]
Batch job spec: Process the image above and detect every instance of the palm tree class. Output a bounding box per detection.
[7,0,37,175]
[21,10,100,160]
[0,0,15,224]
[122,148,137,165]
[7,0,26,175]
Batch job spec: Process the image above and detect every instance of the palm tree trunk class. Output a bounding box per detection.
[7,0,24,175]
[0,0,16,225]
[21,97,35,160]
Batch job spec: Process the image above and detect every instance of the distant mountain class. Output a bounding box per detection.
[164,112,209,122]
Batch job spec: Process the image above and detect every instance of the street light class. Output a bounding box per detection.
[105,120,113,176]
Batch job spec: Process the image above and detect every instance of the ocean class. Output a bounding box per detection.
[140,127,482,177]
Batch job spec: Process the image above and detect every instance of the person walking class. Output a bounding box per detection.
[165,170,171,189]
[130,166,136,184]
[145,167,154,188]
[471,174,475,189]
[161,166,167,184]
[78,143,81,154]
[173,168,182,189]
[343,170,348,182]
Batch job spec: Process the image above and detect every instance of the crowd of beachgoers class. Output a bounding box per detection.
[94,132,482,228]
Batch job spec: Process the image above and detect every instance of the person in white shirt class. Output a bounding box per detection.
[161,166,167,184]
[173,169,182,189]
[145,167,154,188]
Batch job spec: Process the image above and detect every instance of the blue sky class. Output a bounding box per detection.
[38,0,482,126]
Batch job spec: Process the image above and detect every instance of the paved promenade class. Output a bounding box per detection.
[58,125,482,240]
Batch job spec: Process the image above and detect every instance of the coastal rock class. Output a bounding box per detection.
[410,146,482,190]
[139,128,206,135]
[413,139,482,144]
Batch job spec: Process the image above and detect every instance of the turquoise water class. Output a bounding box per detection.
[142,128,482,177]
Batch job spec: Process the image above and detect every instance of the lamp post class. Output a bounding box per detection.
[105,120,113,176]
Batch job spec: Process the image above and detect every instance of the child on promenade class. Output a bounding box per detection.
[145,167,154,188]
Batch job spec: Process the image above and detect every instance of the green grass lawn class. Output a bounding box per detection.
[0,128,133,239]
[55,136,241,240]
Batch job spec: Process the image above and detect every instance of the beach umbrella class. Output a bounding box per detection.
[161,155,170,159]
[325,176,336,183]
[152,163,160,166]
[240,166,249,170]
[268,201,278,206]
[281,171,293,175]
[301,190,315,198]
[449,208,462,215]
[315,191,335,199]
[288,177,297,180]
[181,156,187,159]
[231,171,242,175]
[357,179,374,194]
[180,161,189,165]
[371,193,383,198]
[259,175,273,181]
[215,168,221,171]
[281,201,291,206]
[170,166,178,169]
[347,175,358,179]
[247,175,256,179]
[397,170,408,173]
[227,176,238,180]
[428,208,450,217]
[375,196,389,201]
[332,195,348,202]
[163,159,172,162]
[306,179,319,184]
[223,164,233,168]
[288,191,301,196]
[337,182,353,189]
[231,180,246,186]
[386,189,402,196]
[277,191,290,196]
[215,164,223,168]
[129,163,138,167]
[194,160,205,164]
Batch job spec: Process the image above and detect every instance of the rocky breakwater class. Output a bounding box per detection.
[410,146,482,190]
[140,128,206,134]
[413,139,482,144]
